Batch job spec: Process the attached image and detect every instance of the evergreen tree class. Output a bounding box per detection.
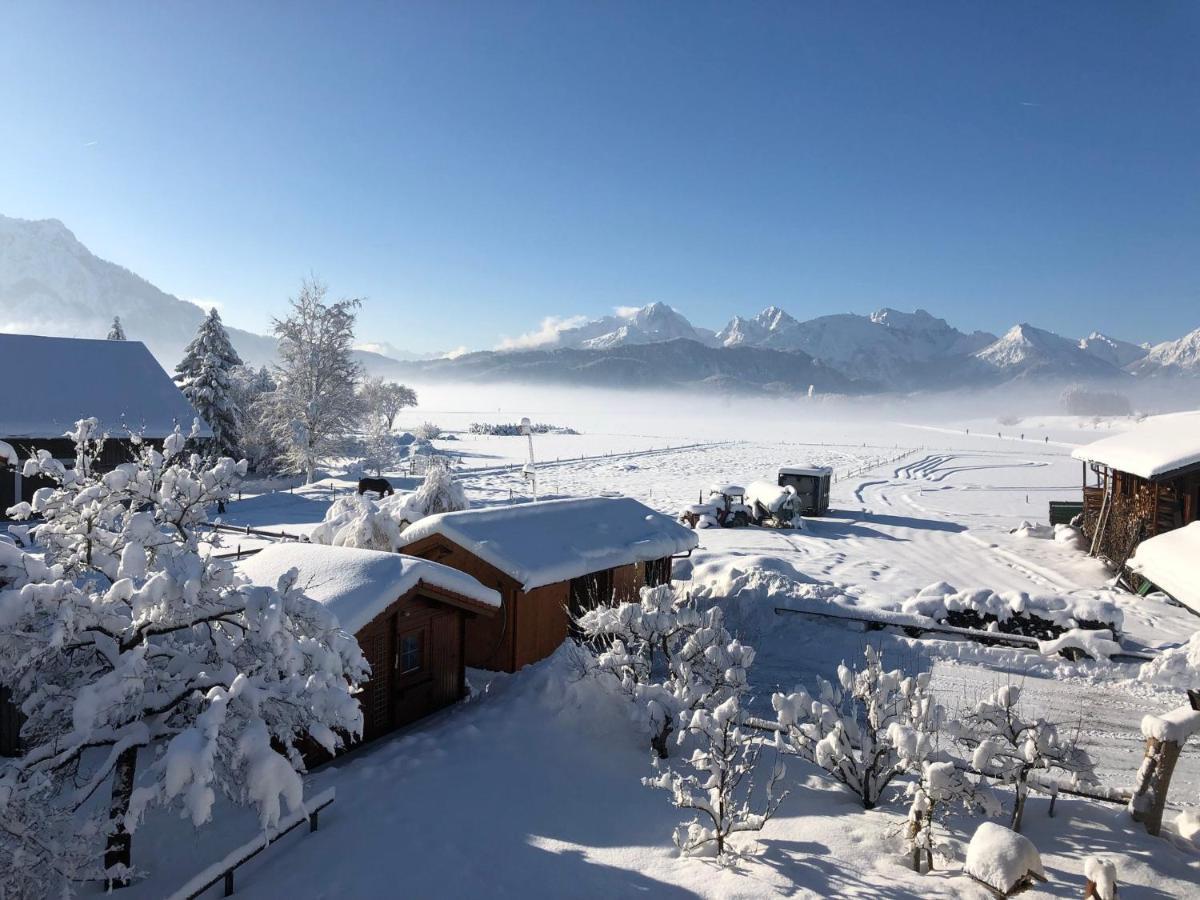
[106,316,126,340]
[175,308,244,456]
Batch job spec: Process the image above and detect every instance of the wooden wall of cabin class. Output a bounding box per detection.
[512,581,570,671]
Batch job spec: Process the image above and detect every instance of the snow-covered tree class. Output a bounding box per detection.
[230,365,284,474]
[902,760,999,873]
[263,278,364,482]
[411,457,468,516]
[947,684,1095,832]
[175,308,244,457]
[360,376,417,431]
[772,646,940,809]
[107,316,126,340]
[644,696,786,861]
[578,586,754,759]
[0,419,366,890]
[361,417,403,477]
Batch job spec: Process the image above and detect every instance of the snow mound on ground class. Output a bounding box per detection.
[964,822,1043,894]
[1138,631,1200,690]
[1038,628,1122,661]
[1013,521,1086,550]
[685,557,849,638]
[1175,809,1200,845]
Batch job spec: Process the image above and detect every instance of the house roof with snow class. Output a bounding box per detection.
[0,333,210,439]
[1127,522,1200,613]
[237,543,500,633]
[399,496,700,591]
[1070,411,1200,480]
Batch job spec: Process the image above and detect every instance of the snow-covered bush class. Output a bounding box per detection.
[902,760,999,873]
[948,684,1095,832]
[644,696,786,861]
[413,421,442,441]
[410,457,468,515]
[0,420,366,890]
[901,581,1122,640]
[578,585,754,758]
[772,646,939,809]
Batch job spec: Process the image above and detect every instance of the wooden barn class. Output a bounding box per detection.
[399,497,700,672]
[1073,411,1200,568]
[0,333,209,516]
[238,543,500,746]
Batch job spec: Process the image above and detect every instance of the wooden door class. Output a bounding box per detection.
[393,620,435,726]
[430,611,463,706]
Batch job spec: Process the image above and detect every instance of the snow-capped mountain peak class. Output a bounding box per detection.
[1078,331,1149,368]
[974,323,1124,378]
[1131,326,1200,375]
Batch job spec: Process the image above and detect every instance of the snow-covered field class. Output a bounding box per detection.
[117,391,1200,898]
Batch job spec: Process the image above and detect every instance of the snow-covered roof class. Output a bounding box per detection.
[779,466,832,477]
[1071,410,1200,480]
[1128,522,1200,613]
[399,497,700,591]
[237,543,500,633]
[0,333,210,439]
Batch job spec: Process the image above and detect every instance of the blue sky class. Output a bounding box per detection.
[1,2,1197,352]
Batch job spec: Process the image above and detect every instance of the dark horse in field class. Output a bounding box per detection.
[357,477,395,497]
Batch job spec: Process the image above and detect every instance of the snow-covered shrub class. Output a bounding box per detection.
[467,421,578,436]
[772,646,939,809]
[1138,630,1200,690]
[411,457,468,515]
[0,420,366,890]
[902,760,999,873]
[948,684,1095,832]
[310,493,408,552]
[963,821,1045,896]
[577,585,754,758]
[644,696,786,861]
[413,421,442,441]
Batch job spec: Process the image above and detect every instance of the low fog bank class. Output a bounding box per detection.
[400,376,1197,446]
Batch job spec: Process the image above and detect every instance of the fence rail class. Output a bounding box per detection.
[170,789,335,900]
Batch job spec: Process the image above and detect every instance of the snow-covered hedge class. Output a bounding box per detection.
[467,421,579,436]
[1138,630,1200,690]
[901,582,1123,640]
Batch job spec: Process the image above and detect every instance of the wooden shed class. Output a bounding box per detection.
[398,497,700,672]
[0,333,209,516]
[1073,411,1200,569]
[238,543,500,745]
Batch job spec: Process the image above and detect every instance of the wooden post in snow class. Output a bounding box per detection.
[1128,696,1200,836]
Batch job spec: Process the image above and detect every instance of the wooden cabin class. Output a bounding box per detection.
[238,544,499,745]
[1073,412,1200,568]
[0,333,209,516]
[398,497,700,672]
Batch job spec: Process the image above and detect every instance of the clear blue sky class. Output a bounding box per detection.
[1,2,1197,351]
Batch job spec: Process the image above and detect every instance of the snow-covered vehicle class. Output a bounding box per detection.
[778,465,832,516]
[680,485,751,528]
[745,480,799,527]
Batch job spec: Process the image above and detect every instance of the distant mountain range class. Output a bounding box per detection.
[2,213,1198,395]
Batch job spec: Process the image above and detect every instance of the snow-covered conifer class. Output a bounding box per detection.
[0,421,366,890]
[107,316,126,340]
[644,696,786,861]
[175,308,244,456]
[263,278,364,482]
[772,646,939,809]
[947,684,1095,832]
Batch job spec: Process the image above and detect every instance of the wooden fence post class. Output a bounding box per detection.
[1129,697,1200,836]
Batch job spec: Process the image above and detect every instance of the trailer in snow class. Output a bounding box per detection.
[778,466,832,516]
